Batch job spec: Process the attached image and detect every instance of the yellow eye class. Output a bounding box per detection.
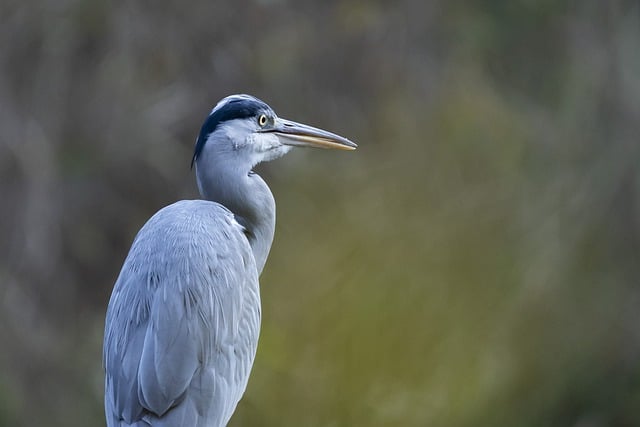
[258,114,268,127]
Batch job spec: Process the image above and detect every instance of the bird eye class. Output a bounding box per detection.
[258,114,268,127]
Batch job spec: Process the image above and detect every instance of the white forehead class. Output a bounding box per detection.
[211,94,259,114]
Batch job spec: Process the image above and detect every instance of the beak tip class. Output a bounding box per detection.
[343,139,357,150]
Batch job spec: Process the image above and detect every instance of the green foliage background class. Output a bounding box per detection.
[1,1,639,426]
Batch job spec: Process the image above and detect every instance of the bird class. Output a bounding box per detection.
[103,94,356,427]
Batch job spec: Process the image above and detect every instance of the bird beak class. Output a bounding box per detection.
[262,118,357,150]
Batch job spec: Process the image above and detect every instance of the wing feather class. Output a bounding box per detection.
[104,200,260,426]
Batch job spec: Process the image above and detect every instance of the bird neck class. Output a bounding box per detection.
[196,164,275,275]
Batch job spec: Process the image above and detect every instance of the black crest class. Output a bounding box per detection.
[191,95,271,168]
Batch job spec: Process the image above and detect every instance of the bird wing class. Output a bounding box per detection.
[104,200,260,426]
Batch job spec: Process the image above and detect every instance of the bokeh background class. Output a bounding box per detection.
[2,1,640,426]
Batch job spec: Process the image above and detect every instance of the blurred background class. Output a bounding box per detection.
[1,1,640,426]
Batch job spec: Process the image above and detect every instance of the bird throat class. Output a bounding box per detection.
[195,155,276,274]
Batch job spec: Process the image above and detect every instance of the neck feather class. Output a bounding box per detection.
[195,159,275,274]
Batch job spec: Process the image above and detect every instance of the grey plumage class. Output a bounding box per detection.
[103,94,355,426]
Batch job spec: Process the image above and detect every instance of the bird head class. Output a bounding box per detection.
[191,94,356,170]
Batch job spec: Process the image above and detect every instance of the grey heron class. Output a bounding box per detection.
[103,94,356,426]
